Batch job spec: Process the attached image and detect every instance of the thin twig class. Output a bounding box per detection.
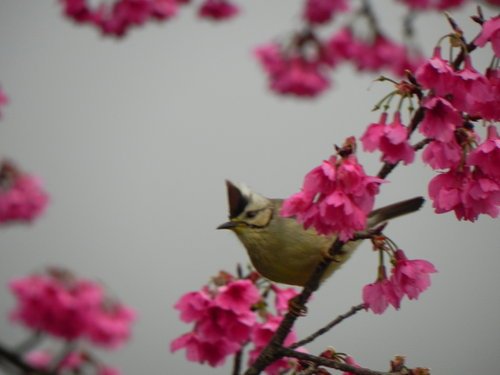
[280,348,392,375]
[0,341,52,375]
[15,332,43,355]
[232,348,244,375]
[290,304,366,349]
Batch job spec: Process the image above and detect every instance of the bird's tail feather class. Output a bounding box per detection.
[368,197,425,228]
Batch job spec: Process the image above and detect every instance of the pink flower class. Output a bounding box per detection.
[25,350,52,370]
[428,168,500,221]
[343,355,362,375]
[270,57,331,97]
[171,332,240,367]
[85,301,136,349]
[451,57,490,113]
[0,161,49,224]
[420,96,462,142]
[469,68,500,121]
[198,0,239,21]
[415,47,455,96]
[272,285,299,315]
[468,125,500,179]
[362,278,402,314]
[281,147,383,241]
[303,0,349,25]
[172,278,260,367]
[422,139,462,170]
[475,16,500,58]
[249,315,298,375]
[0,86,8,118]
[254,40,333,98]
[98,366,122,375]
[174,290,212,323]
[391,250,437,300]
[361,112,415,165]
[215,279,260,314]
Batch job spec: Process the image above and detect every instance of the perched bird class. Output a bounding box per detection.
[218,180,424,286]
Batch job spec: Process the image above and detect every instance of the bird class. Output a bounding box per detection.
[217,180,424,287]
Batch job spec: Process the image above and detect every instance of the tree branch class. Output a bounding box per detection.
[0,341,52,375]
[290,304,366,349]
[280,348,392,375]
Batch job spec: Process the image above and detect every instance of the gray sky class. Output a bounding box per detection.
[0,1,499,374]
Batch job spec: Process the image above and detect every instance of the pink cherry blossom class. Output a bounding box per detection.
[254,40,333,98]
[469,68,500,121]
[362,278,402,314]
[361,112,415,165]
[0,86,8,119]
[25,350,52,370]
[451,57,490,113]
[303,0,350,25]
[391,250,437,300]
[174,290,212,323]
[85,301,136,349]
[281,146,384,241]
[9,270,104,340]
[468,125,500,179]
[415,47,455,96]
[98,366,122,375]
[343,355,362,375]
[475,16,500,58]
[249,315,298,375]
[198,0,239,21]
[422,139,462,170]
[61,0,178,38]
[428,168,500,221]
[272,285,299,315]
[327,29,423,77]
[0,161,49,224]
[420,96,462,142]
[215,279,260,314]
[270,57,331,97]
[172,278,261,367]
[171,332,240,367]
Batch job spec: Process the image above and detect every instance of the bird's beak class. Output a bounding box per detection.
[217,221,238,230]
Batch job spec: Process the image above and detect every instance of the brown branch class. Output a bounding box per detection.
[232,348,244,375]
[290,304,366,349]
[0,341,52,375]
[280,348,392,375]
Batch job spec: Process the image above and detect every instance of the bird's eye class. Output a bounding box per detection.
[245,210,258,219]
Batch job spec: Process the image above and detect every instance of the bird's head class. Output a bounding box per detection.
[217,180,274,232]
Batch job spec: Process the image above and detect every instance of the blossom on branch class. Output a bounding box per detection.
[0,160,49,224]
[361,112,415,165]
[475,15,500,58]
[172,272,300,373]
[198,0,239,21]
[280,138,384,241]
[9,268,135,347]
[302,0,350,25]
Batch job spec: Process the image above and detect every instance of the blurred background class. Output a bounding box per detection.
[0,0,498,374]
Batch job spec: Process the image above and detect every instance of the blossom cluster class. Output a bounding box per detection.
[280,137,384,241]
[360,16,500,222]
[0,160,49,224]
[60,0,239,37]
[363,249,437,314]
[9,267,135,348]
[171,272,300,374]
[255,27,424,98]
